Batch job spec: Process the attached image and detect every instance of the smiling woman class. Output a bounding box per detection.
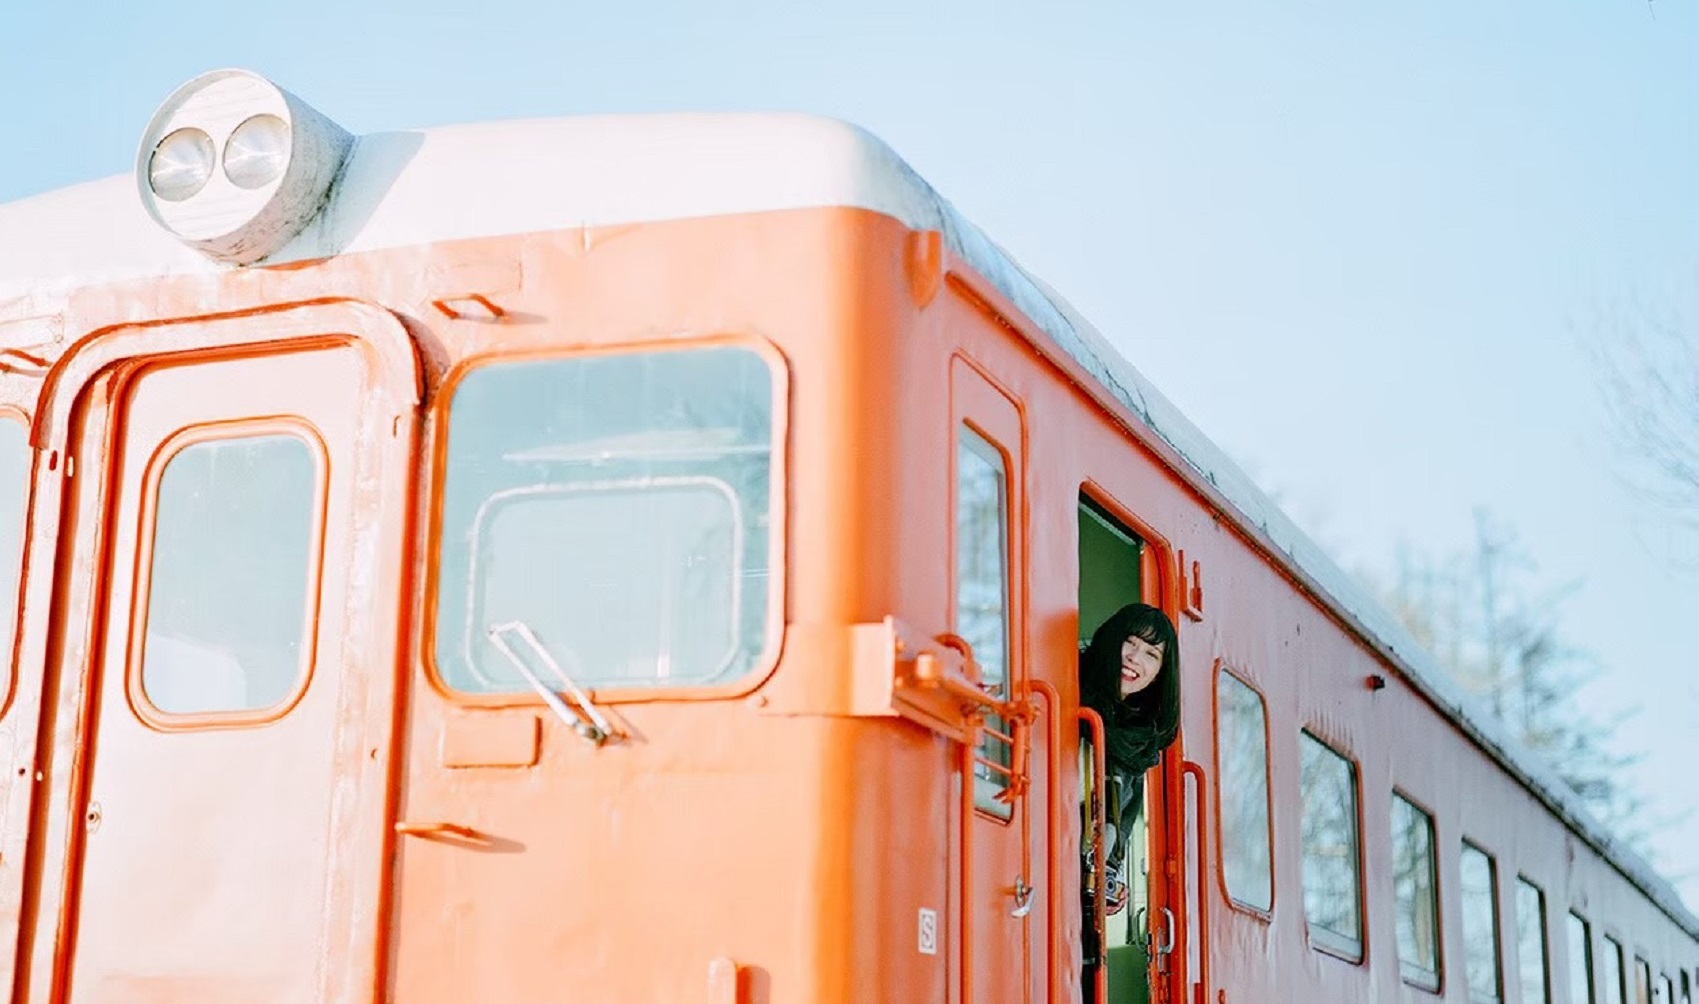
[1079,603,1182,891]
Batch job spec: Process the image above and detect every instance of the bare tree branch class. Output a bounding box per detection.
[1593,296,1699,529]
[1363,513,1666,850]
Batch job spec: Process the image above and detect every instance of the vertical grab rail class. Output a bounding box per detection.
[1079,707,1108,1004]
[1181,761,1211,1004]
[960,723,978,1004]
[911,630,1043,1004]
[1026,680,1065,1003]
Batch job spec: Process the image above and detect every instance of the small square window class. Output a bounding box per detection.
[1299,730,1361,959]
[1216,670,1272,913]
[1392,794,1441,988]
[140,431,321,718]
[1514,878,1550,1004]
[956,426,1013,817]
[1460,842,1503,1004]
[1568,913,1596,1004]
[1602,935,1627,1004]
[0,419,30,710]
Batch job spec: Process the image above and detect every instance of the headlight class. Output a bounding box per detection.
[134,70,353,265]
[223,114,291,190]
[147,128,216,202]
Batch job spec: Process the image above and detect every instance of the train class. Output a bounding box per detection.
[0,68,1693,1003]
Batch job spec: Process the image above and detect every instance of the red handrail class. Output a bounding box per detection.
[1026,679,1064,1004]
[1079,707,1108,1004]
[960,734,976,1004]
[1181,760,1211,1004]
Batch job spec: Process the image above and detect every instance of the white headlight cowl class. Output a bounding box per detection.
[135,70,353,265]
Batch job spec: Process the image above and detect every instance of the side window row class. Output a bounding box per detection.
[1214,667,1694,1004]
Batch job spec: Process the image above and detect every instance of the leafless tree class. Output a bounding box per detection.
[1370,510,1658,849]
[1594,297,1699,536]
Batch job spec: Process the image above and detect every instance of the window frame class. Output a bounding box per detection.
[1391,788,1444,992]
[949,353,1027,824]
[1459,839,1505,1004]
[127,418,329,730]
[1213,662,1275,920]
[0,409,32,720]
[956,419,1016,819]
[1514,875,1551,1004]
[1298,727,1366,963]
[1568,911,1597,1004]
[420,336,790,707]
[1602,933,1628,1004]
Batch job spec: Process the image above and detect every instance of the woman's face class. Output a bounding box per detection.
[1119,635,1165,697]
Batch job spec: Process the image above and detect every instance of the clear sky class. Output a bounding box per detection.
[3,1,1696,903]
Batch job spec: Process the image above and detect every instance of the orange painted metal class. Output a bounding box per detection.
[0,193,1687,1004]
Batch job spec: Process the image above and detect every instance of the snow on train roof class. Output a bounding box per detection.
[1,113,1694,932]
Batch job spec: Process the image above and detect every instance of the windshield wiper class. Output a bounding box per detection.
[485,621,617,747]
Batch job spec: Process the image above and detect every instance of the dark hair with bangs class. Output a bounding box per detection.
[1080,602,1182,762]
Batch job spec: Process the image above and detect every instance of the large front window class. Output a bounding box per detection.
[434,345,777,694]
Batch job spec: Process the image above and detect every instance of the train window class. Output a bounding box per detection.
[956,425,1012,816]
[1569,913,1597,1004]
[0,419,28,705]
[1299,731,1362,959]
[1682,969,1691,1004]
[1662,973,1674,1004]
[1391,792,1441,989]
[140,433,319,715]
[1515,878,1550,1004]
[1602,935,1627,1004]
[1216,669,1272,913]
[1635,959,1651,1004]
[1460,842,1503,1003]
[433,346,776,695]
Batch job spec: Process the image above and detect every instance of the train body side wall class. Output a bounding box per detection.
[0,206,933,1003]
[864,218,1699,1001]
[0,197,1691,1004]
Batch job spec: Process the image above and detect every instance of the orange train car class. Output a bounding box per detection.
[0,69,1693,1003]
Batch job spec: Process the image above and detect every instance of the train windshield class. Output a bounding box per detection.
[434,345,775,694]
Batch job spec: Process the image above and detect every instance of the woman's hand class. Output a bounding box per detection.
[1105,873,1129,916]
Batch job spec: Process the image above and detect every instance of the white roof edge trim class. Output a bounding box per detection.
[0,114,954,301]
[1,111,1693,933]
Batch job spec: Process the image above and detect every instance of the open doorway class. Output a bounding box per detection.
[1078,494,1155,1004]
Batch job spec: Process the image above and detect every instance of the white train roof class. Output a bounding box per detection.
[1,110,1694,935]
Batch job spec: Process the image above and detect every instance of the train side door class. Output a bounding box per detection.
[1075,494,1188,1004]
[951,357,1034,1004]
[25,307,417,1004]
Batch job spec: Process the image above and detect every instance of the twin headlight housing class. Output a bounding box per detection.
[136,69,353,265]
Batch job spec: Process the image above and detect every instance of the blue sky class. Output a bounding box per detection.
[4,1,1697,903]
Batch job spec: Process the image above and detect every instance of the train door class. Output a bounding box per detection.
[28,306,417,1003]
[1075,494,1176,1004]
[951,357,1033,1004]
